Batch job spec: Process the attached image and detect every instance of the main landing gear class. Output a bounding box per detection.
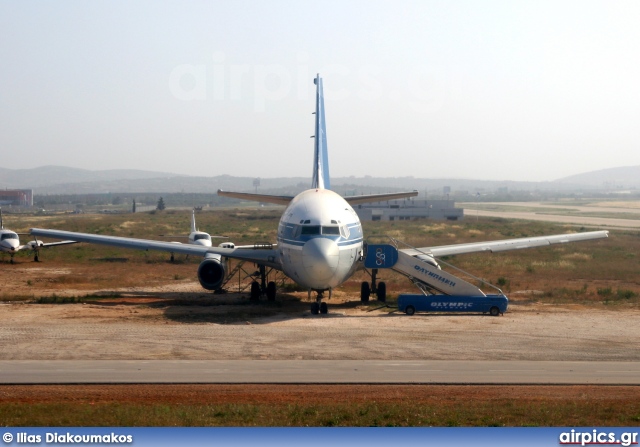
[309,289,330,315]
[360,268,386,303]
[249,264,277,301]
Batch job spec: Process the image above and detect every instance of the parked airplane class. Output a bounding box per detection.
[159,208,231,261]
[30,74,609,313]
[0,208,77,263]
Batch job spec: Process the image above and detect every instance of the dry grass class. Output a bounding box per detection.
[2,385,639,427]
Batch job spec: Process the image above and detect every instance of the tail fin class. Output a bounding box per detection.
[191,209,197,233]
[311,74,330,190]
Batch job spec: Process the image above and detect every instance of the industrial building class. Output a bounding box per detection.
[0,189,33,207]
[354,198,463,221]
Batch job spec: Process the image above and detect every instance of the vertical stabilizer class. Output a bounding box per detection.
[191,209,197,233]
[311,74,330,190]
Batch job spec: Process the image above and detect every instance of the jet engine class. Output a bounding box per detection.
[197,254,227,290]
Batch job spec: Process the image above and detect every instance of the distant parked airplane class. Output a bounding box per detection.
[159,208,231,261]
[31,75,608,314]
[0,208,76,263]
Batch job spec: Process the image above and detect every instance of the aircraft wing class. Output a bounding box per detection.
[27,240,79,249]
[343,191,419,205]
[29,228,281,268]
[400,230,609,257]
[217,190,293,206]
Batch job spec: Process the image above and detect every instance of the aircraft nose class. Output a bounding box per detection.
[301,237,339,285]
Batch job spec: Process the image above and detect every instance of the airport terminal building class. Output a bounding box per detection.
[354,198,463,221]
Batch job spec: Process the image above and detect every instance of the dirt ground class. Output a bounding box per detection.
[2,262,639,406]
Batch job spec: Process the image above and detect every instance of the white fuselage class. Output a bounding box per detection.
[0,229,21,255]
[277,189,363,290]
[188,231,213,247]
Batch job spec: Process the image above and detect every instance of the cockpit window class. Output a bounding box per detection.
[300,225,321,235]
[1,233,18,241]
[194,234,211,241]
[321,226,340,235]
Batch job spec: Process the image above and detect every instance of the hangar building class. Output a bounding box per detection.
[0,189,33,207]
[354,198,463,221]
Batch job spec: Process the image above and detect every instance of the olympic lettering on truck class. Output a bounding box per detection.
[413,264,457,288]
[430,302,474,309]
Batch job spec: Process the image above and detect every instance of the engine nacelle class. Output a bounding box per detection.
[197,255,227,290]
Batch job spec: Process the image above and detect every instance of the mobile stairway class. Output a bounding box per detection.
[363,239,507,309]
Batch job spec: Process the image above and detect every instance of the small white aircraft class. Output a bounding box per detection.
[0,208,77,263]
[31,74,609,313]
[159,208,231,261]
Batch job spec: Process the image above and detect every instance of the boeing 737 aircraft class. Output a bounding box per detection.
[31,74,609,314]
[0,208,76,263]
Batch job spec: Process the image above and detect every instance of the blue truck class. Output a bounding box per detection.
[397,294,508,316]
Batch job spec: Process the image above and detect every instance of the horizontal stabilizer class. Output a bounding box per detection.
[344,191,418,205]
[217,190,293,206]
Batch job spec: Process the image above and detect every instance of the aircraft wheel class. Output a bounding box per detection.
[320,302,328,314]
[376,282,386,302]
[250,281,261,301]
[489,306,500,317]
[266,281,276,301]
[310,302,320,315]
[405,305,415,316]
[34,254,40,262]
[360,282,370,302]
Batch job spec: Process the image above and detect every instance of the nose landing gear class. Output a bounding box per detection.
[309,289,330,315]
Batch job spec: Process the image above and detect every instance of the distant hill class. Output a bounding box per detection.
[0,165,185,189]
[1,164,636,195]
[555,165,640,189]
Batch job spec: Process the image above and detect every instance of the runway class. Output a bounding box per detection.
[460,202,640,230]
[2,360,639,384]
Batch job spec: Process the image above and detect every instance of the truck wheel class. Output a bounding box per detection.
[489,306,500,316]
[405,305,415,316]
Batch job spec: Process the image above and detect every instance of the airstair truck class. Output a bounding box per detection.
[364,243,508,316]
[397,294,508,316]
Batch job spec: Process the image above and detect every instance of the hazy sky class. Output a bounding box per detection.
[1,1,639,181]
